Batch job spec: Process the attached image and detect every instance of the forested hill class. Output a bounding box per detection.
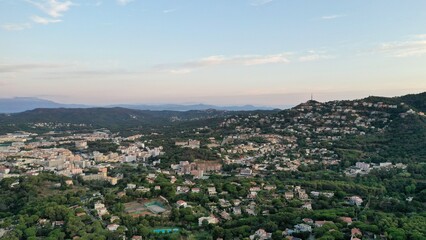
[311,93,426,163]
[361,92,426,112]
[0,107,278,134]
[226,92,426,164]
[398,92,426,112]
[0,107,228,123]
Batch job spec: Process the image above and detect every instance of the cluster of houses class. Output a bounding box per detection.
[282,217,363,240]
[0,131,164,182]
[171,160,222,179]
[345,161,407,176]
[210,99,416,185]
[175,139,201,149]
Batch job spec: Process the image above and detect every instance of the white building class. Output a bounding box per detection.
[355,162,370,171]
[348,196,363,206]
[294,223,312,233]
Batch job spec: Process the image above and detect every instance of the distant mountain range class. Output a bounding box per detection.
[108,103,278,111]
[0,98,88,113]
[0,97,279,113]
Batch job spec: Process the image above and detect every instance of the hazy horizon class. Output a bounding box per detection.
[2,90,424,109]
[1,0,426,106]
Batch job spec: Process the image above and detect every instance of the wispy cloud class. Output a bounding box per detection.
[0,50,333,78]
[0,63,69,73]
[157,50,334,74]
[298,51,334,62]
[93,1,102,7]
[379,34,426,57]
[116,0,134,6]
[412,34,426,39]
[321,14,345,20]
[31,15,62,25]
[26,0,73,18]
[163,8,177,14]
[86,0,102,7]
[244,54,290,65]
[250,0,273,7]
[166,69,192,75]
[155,53,290,74]
[1,23,31,31]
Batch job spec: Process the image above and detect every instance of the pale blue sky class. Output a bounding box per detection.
[0,0,425,107]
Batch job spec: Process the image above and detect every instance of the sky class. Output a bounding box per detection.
[0,0,426,107]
